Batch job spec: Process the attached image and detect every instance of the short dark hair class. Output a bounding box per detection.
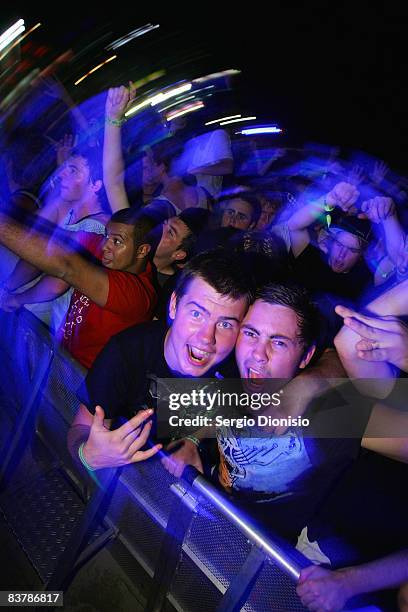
[71,145,103,184]
[220,192,262,226]
[110,209,156,248]
[255,282,320,349]
[174,249,254,306]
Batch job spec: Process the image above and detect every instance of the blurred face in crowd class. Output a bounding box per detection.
[154,217,191,265]
[256,195,280,230]
[142,152,165,190]
[58,155,101,203]
[165,278,248,376]
[235,301,315,389]
[327,230,362,273]
[102,221,146,273]
[221,198,255,230]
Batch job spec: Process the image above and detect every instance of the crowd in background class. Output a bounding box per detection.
[0,79,407,611]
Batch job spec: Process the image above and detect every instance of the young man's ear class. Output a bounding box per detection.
[172,249,187,262]
[299,344,316,369]
[137,243,151,258]
[168,291,177,321]
[91,179,103,194]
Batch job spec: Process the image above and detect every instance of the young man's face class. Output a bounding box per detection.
[101,221,140,272]
[165,277,248,376]
[235,301,315,385]
[154,217,191,264]
[58,155,98,203]
[327,230,362,273]
[221,198,254,230]
[142,153,165,188]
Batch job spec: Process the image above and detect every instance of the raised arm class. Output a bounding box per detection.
[1,197,62,292]
[103,85,135,212]
[287,181,360,256]
[360,196,405,265]
[0,211,110,307]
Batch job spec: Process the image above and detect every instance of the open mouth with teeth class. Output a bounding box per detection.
[245,367,266,389]
[187,345,212,366]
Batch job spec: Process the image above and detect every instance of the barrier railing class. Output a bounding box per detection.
[0,307,309,611]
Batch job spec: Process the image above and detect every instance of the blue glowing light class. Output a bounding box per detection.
[240,126,282,135]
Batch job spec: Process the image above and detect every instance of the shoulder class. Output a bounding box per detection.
[113,320,167,350]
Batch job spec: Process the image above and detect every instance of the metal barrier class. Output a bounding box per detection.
[0,308,309,611]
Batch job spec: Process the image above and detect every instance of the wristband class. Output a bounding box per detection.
[78,442,96,471]
[323,199,334,228]
[185,435,200,447]
[105,116,125,127]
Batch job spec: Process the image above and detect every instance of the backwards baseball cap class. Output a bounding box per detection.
[329,212,372,244]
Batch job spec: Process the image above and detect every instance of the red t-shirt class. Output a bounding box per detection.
[60,233,157,369]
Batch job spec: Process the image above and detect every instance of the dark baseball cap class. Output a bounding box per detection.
[329,212,372,243]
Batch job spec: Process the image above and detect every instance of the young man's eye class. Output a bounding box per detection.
[191,310,202,319]
[218,321,233,330]
[243,329,256,338]
[272,340,287,348]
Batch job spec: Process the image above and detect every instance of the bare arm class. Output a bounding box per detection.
[0,211,110,307]
[264,348,347,434]
[103,86,134,212]
[2,198,62,291]
[360,196,405,265]
[1,276,70,312]
[334,279,408,396]
[288,182,360,257]
[362,401,408,462]
[297,550,408,612]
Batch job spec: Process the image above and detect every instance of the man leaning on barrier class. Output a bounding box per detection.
[66,249,345,474]
[68,250,251,470]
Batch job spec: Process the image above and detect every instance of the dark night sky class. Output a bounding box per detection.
[2,3,408,173]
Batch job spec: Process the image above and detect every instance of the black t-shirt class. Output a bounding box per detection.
[77,320,239,420]
[294,244,372,302]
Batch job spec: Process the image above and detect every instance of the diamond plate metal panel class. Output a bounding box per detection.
[0,468,106,583]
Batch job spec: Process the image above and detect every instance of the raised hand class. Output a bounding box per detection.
[56,133,77,165]
[161,438,203,478]
[359,196,396,224]
[335,305,408,371]
[347,163,366,186]
[325,182,359,213]
[370,160,389,185]
[82,406,161,470]
[105,83,136,122]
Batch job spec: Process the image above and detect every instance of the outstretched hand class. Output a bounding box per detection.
[82,406,161,470]
[335,305,408,371]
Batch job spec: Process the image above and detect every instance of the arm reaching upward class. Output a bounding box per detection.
[103,85,135,212]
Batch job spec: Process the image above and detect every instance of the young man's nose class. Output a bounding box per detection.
[196,321,216,346]
[252,341,268,363]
